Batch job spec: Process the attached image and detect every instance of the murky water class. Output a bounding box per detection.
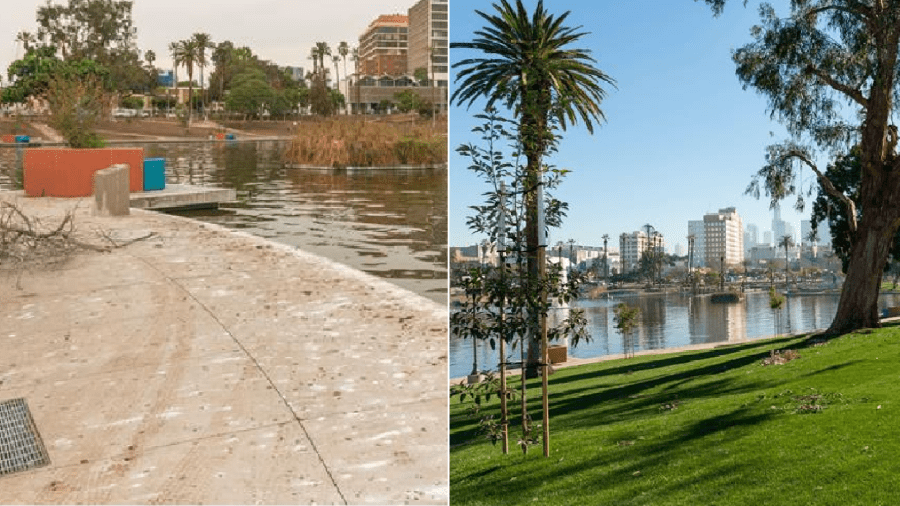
[450,290,900,378]
[0,141,448,304]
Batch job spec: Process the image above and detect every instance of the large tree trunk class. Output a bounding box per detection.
[827,172,900,335]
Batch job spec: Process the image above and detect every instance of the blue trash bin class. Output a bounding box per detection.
[225,133,236,140]
[14,135,29,143]
[143,158,165,191]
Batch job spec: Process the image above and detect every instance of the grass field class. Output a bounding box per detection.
[450,325,900,505]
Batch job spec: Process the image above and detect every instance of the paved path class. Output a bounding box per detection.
[0,192,447,504]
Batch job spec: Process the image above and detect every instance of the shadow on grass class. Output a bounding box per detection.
[452,406,770,505]
[551,335,801,388]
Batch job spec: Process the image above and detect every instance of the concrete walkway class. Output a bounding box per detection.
[0,192,447,504]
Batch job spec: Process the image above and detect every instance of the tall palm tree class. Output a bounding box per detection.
[192,32,213,113]
[309,46,319,76]
[338,41,349,85]
[451,0,615,378]
[168,41,180,87]
[144,49,156,68]
[171,39,199,126]
[332,54,341,89]
[315,42,331,79]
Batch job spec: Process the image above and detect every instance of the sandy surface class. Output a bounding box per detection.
[0,192,448,504]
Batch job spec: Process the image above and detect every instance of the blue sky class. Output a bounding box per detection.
[449,0,822,254]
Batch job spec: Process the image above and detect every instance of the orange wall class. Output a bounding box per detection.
[24,148,144,197]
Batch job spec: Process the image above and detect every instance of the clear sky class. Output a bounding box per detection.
[449,0,823,255]
[2,0,413,85]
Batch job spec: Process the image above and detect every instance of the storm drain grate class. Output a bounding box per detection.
[0,398,50,477]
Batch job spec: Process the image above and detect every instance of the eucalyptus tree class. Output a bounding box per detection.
[451,0,615,375]
[699,0,900,334]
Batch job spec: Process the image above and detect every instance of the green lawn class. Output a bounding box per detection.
[450,325,900,505]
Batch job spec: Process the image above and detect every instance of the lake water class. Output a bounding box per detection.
[0,141,448,304]
[450,290,900,378]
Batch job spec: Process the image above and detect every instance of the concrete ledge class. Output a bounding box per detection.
[129,184,237,211]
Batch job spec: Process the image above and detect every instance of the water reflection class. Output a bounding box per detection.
[450,291,900,378]
[0,141,447,304]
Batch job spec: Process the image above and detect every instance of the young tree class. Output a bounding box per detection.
[700,0,900,335]
[452,0,615,378]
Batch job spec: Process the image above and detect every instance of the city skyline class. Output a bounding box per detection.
[450,0,821,253]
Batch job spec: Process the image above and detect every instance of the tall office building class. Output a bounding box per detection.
[704,207,744,268]
[407,0,448,112]
[744,223,758,253]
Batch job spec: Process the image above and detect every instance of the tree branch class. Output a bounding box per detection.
[804,64,868,109]
[786,149,858,234]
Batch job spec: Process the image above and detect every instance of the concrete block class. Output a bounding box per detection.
[93,164,131,216]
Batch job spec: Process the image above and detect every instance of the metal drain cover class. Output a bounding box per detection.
[0,398,50,477]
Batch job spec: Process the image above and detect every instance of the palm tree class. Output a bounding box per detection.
[338,41,349,85]
[309,46,319,76]
[315,42,331,79]
[144,49,156,68]
[168,41,180,87]
[192,32,213,113]
[332,54,342,89]
[451,0,615,378]
[171,39,199,126]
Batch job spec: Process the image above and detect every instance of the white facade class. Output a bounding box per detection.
[688,220,706,268]
[619,231,665,274]
[704,207,744,268]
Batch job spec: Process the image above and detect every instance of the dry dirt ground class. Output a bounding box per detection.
[0,192,448,504]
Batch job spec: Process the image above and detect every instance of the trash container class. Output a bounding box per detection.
[225,133,236,140]
[14,135,29,143]
[143,158,165,191]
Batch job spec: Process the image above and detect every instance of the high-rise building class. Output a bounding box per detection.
[744,223,758,253]
[704,207,743,268]
[763,230,773,246]
[688,220,706,268]
[408,0,448,110]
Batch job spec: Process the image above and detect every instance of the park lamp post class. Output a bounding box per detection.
[536,176,550,458]
[497,181,509,455]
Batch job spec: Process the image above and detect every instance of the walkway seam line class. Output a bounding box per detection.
[130,253,349,505]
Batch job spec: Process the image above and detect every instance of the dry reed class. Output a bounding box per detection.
[285,117,447,168]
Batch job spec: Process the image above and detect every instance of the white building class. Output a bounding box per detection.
[688,220,707,268]
[619,231,665,274]
[704,207,744,268]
